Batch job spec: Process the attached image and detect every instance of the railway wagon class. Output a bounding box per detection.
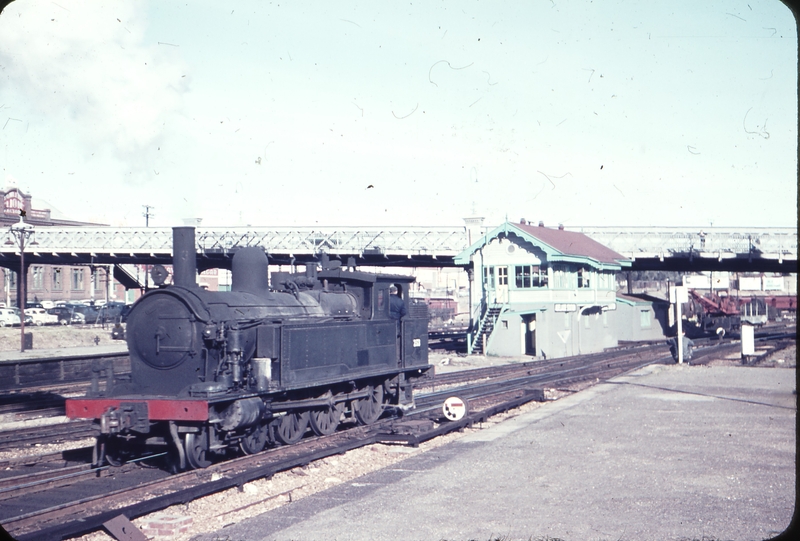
[66,227,430,470]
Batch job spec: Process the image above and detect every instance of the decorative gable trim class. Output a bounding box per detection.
[455,221,631,270]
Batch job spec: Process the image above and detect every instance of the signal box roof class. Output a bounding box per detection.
[455,220,631,270]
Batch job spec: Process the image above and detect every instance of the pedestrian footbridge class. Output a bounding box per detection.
[0,225,795,274]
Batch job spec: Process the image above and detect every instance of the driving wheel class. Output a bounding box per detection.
[240,423,269,455]
[309,401,344,436]
[184,428,213,469]
[354,384,385,425]
[275,411,309,445]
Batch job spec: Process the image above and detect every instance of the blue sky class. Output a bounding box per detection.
[0,0,796,228]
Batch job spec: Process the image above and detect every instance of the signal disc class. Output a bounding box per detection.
[442,396,468,421]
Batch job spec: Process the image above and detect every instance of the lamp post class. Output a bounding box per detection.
[5,211,36,352]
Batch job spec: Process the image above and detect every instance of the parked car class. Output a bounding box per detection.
[27,308,59,326]
[47,306,85,325]
[69,304,102,324]
[96,302,126,323]
[119,304,134,322]
[11,308,32,326]
[0,309,21,327]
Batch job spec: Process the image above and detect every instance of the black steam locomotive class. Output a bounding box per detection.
[66,227,430,470]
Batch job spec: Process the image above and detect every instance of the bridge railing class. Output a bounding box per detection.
[576,226,797,260]
[0,226,471,257]
[0,225,795,263]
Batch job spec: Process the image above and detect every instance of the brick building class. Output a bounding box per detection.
[0,183,113,307]
[0,184,224,307]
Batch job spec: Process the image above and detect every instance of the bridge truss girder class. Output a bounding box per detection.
[0,225,794,275]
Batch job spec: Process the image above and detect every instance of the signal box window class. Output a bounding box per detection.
[515,265,547,288]
[577,268,591,288]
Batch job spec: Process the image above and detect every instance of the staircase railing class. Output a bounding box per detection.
[480,305,503,353]
[468,298,504,354]
[467,298,487,354]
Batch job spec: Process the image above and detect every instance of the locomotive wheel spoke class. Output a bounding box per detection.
[309,401,344,436]
[275,411,309,445]
[240,423,269,455]
[354,384,385,425]
[185,429,213,469]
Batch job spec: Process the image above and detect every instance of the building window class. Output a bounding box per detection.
[32,266,44,290]
[577,268,591,288]
[483,266,495,289]
[93,269,104,291]
[53,268,62,291]
[515,265,547,288]
[515,265,531,288]
[72,268,84,291]
[640,309,651,328]
[497,266,508,286]
[8,271,16,290]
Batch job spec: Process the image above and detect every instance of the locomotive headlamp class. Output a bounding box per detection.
[150,265,169,286]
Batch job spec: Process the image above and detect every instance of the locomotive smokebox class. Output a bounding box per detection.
[172,227,197,288]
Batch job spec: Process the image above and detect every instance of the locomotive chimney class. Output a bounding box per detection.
[172,227,197,288]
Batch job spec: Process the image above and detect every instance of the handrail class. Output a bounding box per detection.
[467,296,488,354]
[482,303,507,354]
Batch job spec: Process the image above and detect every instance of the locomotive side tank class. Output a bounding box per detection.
[66,227,430,470]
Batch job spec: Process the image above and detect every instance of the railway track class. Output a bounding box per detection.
[0,328,792,454]
[0,320,792,395]
[0,329,793,540]
[0,420,97,451]
[0,345,674,540]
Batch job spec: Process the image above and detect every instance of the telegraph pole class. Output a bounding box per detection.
[143,205,154,227]
[142,205,154,292]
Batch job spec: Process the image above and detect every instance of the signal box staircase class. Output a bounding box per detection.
[470,304,503,354]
